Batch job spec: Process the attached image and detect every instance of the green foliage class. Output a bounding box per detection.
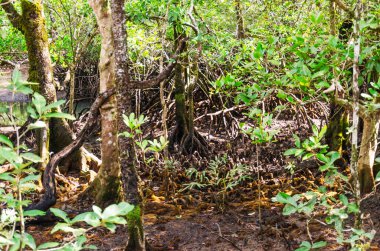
[182,154,250,209]
[275,124,375,250]
[0,68,132,251]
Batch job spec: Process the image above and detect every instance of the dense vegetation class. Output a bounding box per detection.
[0,0,379,250]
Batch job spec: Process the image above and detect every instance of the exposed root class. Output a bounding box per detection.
[169,126,209,156]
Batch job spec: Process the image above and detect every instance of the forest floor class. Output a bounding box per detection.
[26,117,380,251]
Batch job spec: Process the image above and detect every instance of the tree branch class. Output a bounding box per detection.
[129,37,188,89]
[0,0,23,32]
[333,0,353,16]
[26,89,116,211]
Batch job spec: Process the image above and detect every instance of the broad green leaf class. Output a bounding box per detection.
[33,93,47,115]
[21,153,42,163]
[42,100,66,112]
[284,148,297,156]
[24,210,46,217]
[104,222,116,232]
[283,204,297,215]
[375,171,380,182]
[103,216,127,224]
[23,233,36,251]
[92,205,102,218]
[102,204,122,219]
[20,174,40,184]
[0,173,16,183]
[339,194,348,206]
[0,235,14,245]
[117,202,134,215]
[275,192,297,207]
[50,208,70,223]
[312,241,327,248]
[43,112,76,120]
[37,242,60,250]
[0,135,13,148]
[347,203,360,213]
[293,135,301,148]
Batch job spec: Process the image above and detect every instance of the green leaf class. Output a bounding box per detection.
[12,68,21,84]
[28,121,47,130]
[0,173,16,183]
[0,235,14,245]
[275,192,298,207]
[103,222,116,232]
[50,208,70,223]
[0,135,13,148]
[92,205,102,218]
[283,204,297,215]
[72,212,101,227]
[103,216,127,224]
[312,241,327,248]
[43,112,76,120]
[293,135,301,148]
[117,202,134,215]
[42,100,66,112]
[316,153,329,163]
[253,43,264,59]
[24,210,46,217]
[302,153,314,160]
[37,242,60,250]
[23,233,36,250]
[319,125,327,139]
[20,174,40,184]
[339,194,348,206]
[33,93,47,116]
[284,148,297,156]
[21,153,42,163]
[347,203,360,213]
[375,171,380,182]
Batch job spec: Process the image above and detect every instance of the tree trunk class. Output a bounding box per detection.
[358,116,379,194]
[109,1,145,250]
[88,0,122,207]
[325,0,349,156]
[350,0,362,225]
[235,0,245,39]
[169,5,208,156]
[1,0,86,172]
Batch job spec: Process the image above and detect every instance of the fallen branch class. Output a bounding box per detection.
[27,88,115,211]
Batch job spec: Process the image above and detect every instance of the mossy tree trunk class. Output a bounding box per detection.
[88,0,122,207]
[109,0,146,249]
[325,1,349,156]
[234,0,245,39]
[169,3,208,156]
[1,0,85,172]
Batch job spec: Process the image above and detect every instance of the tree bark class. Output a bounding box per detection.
[109,0,146,250]
[1,0,86,172]
[358,116,379,194]
[88,0,122,207]
[235,0,245,39]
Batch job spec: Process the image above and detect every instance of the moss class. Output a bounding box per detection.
[94,175,122,207]
[326,110,349,154]
[125,205,144,250]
